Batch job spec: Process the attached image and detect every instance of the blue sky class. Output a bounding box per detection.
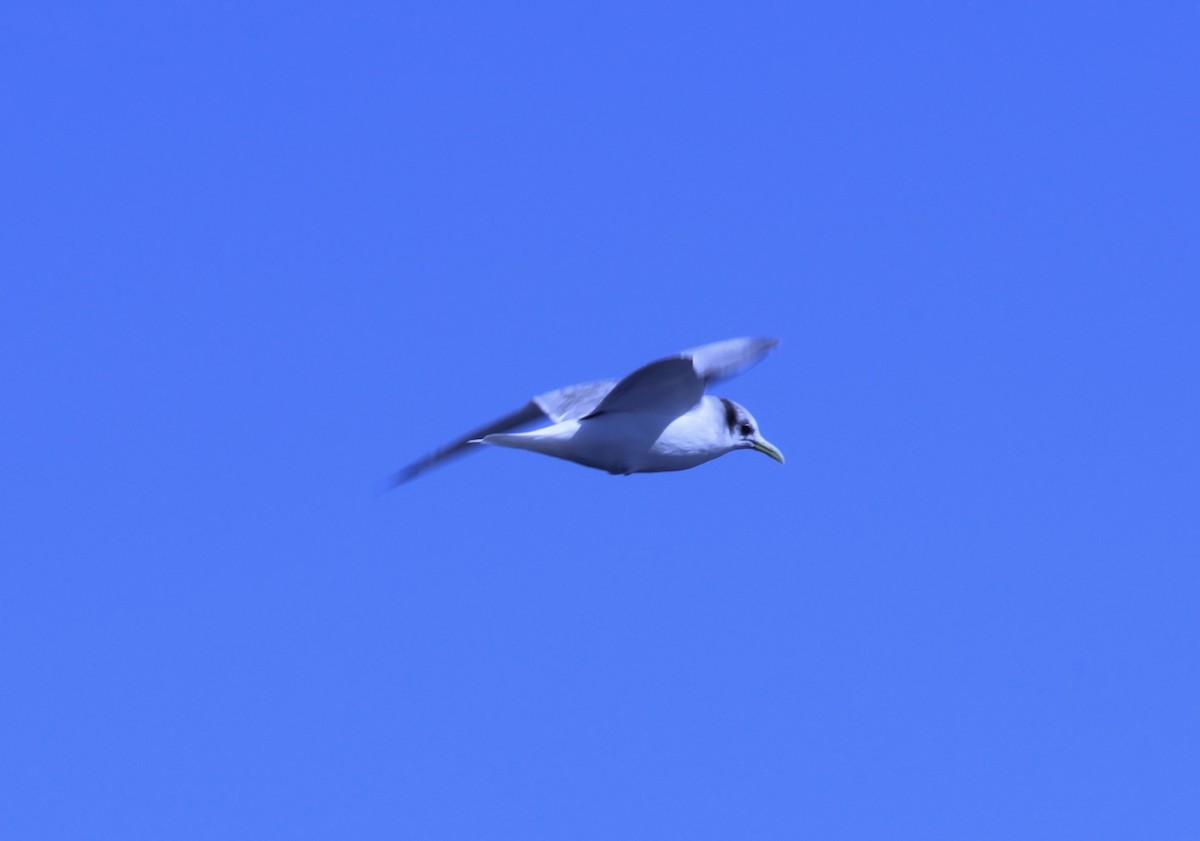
[3,2,1198,838]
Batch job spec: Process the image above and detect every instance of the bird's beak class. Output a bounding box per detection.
[751,437,785,465]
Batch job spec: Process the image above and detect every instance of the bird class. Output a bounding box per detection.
[392,337,785,484]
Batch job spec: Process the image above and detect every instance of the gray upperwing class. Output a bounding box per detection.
[584,357,705,418]
[391,400,547,485]
[582,337,779,419]
[532,380,617,422]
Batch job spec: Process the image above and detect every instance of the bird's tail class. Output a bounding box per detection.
[474,432,548,453]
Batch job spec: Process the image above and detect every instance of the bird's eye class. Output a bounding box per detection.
[740,423,753,436]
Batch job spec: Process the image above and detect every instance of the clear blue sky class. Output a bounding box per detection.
[3,2,1198,838]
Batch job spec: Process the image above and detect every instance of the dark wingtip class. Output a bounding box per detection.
[386,464,422,490]
[385,400,546,492]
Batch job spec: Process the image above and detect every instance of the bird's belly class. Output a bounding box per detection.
[568,413,719,474]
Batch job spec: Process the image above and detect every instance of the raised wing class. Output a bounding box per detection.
[585,336,779,418]
[685,336,779,383]
[584,357,704,417]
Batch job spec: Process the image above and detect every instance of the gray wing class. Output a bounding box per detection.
[685,336,780,383]
[391,379,618,485]
[585,357,704,417]
[585,336,779,417]
[531,379,618,422]
[390,401,547,485]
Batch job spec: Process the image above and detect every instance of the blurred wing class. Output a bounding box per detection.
[585,337,779,418]
[391,401,547,485]
[391,380,617,485]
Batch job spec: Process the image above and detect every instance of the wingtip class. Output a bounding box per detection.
[388,439,491,489]
[387,468,417,489]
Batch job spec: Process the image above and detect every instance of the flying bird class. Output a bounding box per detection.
[393,337,784,484]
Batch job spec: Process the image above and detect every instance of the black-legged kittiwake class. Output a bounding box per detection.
[392,337,784,484]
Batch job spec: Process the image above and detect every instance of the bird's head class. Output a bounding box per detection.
[719,398,785,464]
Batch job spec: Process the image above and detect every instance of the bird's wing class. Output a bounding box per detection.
[391,401,547,485]
[584,357,704,417]
[391,380,617,485]
[531,380,618,422]
[585,336,779,418]
[684,336,780,383]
